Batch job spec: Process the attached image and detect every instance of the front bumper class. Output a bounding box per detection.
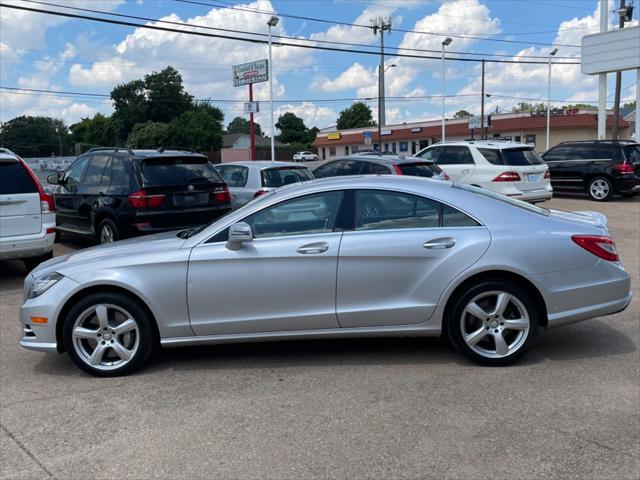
[19,274,81,353]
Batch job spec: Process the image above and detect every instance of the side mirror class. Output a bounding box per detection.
[47,173,59,185]
[226,222,253,250]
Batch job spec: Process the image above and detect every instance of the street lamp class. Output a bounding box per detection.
[441,37,452,143]
[267,15,279,162]
[546,47,558,151]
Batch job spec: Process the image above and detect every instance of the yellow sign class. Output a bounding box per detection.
[327,132,341,140]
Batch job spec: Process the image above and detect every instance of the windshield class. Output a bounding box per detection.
[261,167,314,187]
[454,183,550,216]
[500,148,544,166]
[141,157,223,186]
[399,162,441,177]
[623,145,640,163]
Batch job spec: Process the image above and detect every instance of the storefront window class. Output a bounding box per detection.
[399,141,408,152]
[329,146,336,156]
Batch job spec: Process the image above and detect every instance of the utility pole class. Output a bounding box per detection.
[598,0,608,140]
[371,17,392,151]
[612,0,627,140]
[480,59,485,140]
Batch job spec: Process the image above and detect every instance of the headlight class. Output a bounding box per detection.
[27,272,63,299]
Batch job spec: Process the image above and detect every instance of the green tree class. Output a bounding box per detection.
[336,102,375,130]
[168,106,224,151]
[69,114,116,148]
[0,116,71,157]
[623,101,636,110]
[453,110,473,118]
[126,122,170,148]
[563,103,597,110]
[110,79,147,143]
[144,66,193,123]
[511,102,546,114]
[275,112,317,146]
[227,116,264,136]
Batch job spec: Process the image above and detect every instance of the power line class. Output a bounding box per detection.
[14,0,581,61]
[0,3,581,65]
[175,0,582,48]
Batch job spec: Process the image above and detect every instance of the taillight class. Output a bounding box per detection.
[571,235,619,261]
[128,190,165,208]
[613,163,634,174]
[492,171,521,182]
[544,170,550,179]
[19,159,57,212]
[214,186,231,203]
[254,189,269,198]
[392,164,404,175]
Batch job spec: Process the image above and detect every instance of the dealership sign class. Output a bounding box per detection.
[233,60,269,87]
[581,26,640,75]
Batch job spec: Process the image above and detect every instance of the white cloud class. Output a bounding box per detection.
[317,63,376,92]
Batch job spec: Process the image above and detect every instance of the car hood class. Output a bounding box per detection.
[32,230,187,278]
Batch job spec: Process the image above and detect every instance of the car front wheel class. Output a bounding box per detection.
[63,292,156,377]
[587,176,613,201]
[447,281,539,366]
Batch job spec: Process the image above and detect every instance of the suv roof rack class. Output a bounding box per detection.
[86,147,135,155]
[558,140,636,145]
[155,146,199,153]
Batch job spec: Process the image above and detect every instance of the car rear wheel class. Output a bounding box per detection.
[447,281,539,366]
[97,218,119,244]
[587,176,613,201]
[63,292,156,377]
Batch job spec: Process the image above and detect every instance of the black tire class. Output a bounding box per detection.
[63,291,157,377]
[447,280,539,367]
[23,251,53,272]
[587,176,613,201]
[97,217,119,244]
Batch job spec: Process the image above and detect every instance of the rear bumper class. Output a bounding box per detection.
[122,205,232,236]
[0,222,55,261]
[534,260,632,328]
[613,175,640,193]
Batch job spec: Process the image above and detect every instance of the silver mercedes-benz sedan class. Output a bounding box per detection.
[19,176,631,376]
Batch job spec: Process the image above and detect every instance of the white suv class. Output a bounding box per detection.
[416,141,552,203]
[0,153,56,270]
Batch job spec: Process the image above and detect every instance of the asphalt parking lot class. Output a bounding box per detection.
[1,195,638,480]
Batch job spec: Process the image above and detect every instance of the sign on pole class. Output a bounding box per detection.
[363,130,372,146]
[243,102,260,114]
[468,115,490,130]
[233,60,269,87]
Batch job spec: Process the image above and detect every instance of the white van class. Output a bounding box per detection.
[0,153,56,270]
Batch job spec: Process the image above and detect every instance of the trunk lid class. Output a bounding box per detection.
[548,209,609,233]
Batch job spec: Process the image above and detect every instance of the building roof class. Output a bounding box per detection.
[313,111,631,147]
[222,133,283,148]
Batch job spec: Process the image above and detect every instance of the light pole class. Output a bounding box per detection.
[267,15,279,162]
[441,37,452,143]
[546,48,558,151]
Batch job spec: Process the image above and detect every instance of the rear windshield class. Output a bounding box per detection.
[140,157,223,186]
[623,145,640,163]
[454,183,549,216]
[500,148,544,166]
[398,162,441,177]
[0,160,38,195]
[261,167,314,187]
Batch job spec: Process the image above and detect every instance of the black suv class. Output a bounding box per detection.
[48,148,232,243]
[543,141,640,201]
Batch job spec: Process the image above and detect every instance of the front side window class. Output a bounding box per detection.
[243,191,344,239]
[217,165,248,187]
[417,146,442,162]
[313,160,343,178]
[354,190,479,231]
[64,156,91,188]
[543,146,572,162]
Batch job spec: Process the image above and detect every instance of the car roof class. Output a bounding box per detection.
[85,147,207,159]
[428,140,534,150]
[0,153,19,162]
[331,154,433,165]
[215,160,310,169]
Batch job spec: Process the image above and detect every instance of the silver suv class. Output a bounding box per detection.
[0,153,56,270]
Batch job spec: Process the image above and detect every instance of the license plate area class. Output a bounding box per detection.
[527,173,540,182]
[173,192,210,208]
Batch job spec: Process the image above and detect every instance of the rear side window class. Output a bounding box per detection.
[398,162,438,177]
[261,167,313,187]
[0,160,38,195]
[110,157,130,186]
[598,145,623,162]
[217,165,248,187]
[83,154,110,185]
[500,148,544,165]
[455,184,549,216]
[366,162,392,174]
[438,146,475,165]
[140,157,222,186]
[477,148,502,165]
[624,145,640,163]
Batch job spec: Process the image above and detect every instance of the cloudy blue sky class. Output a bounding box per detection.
[1,0,638,134]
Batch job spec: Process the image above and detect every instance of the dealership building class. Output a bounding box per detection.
[313,109,632,160]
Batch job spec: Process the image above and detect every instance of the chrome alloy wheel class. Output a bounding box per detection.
[589,178,610,200]
[72,304,140,371]
[460,291,530,359]
[100,224,115,243]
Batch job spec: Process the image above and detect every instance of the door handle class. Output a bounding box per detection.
[461,169,471,174]
[297,242,329,254]
[423,237,456,249]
